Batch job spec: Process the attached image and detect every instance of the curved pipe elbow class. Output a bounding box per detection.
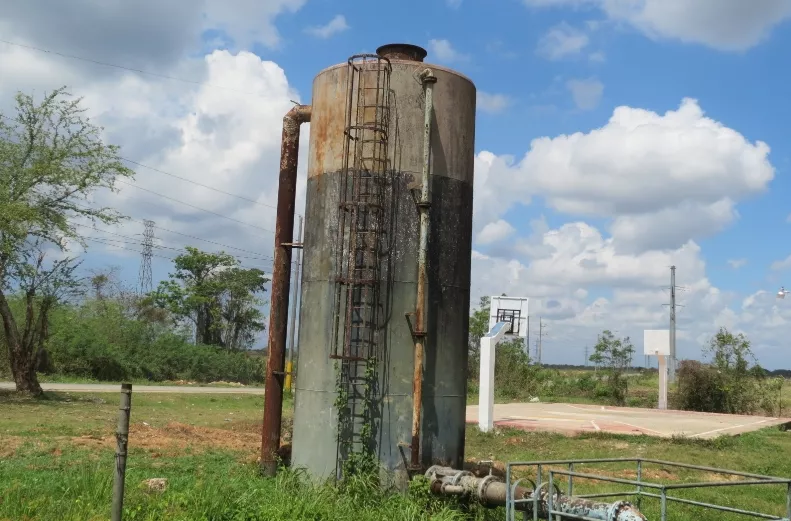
[284,104,312,128]
[418,68,437,84]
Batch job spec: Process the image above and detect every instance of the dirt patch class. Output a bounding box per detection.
[68,422,260,453]
[702,472,743,482]
[0,435,25,457]
[603,467,679,482]
[226,418,292,443]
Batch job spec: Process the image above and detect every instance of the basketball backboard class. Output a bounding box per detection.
[488,296,529,339]
[644,329,670,356]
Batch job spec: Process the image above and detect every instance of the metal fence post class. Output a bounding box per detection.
[111,383,132,521]
[660,487,667,521]
[568,463,574,497]
[786,482,790,521]
[636,460,643,509]
[506,464,512,521]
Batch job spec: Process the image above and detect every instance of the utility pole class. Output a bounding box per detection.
[537,317,547,365]
[669,265,677,382]
[526,316,530,359]
[284,215,303,393]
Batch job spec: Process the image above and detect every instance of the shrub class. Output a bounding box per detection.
[672,360,729,412]
[43,297,264,384]
[672,328,780,415]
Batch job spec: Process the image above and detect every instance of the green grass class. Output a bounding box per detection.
[1,445,495,521]
[466,427,791,520]
[0,391,492,521]
[1,391,790,520]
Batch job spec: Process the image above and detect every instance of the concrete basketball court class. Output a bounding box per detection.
[465,402,791,439]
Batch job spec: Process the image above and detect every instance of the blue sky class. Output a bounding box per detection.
[2,0,791,368]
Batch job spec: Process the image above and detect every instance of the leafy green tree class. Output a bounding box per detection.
[589,330,634,405]
[467,296,490,378]
[153,247,269,350]
[675,328,770,414]
[0,87,133,394]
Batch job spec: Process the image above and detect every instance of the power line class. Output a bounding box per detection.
[81,236,274,271]
[83,236,176,262]
[2,113,288,216]
[113,178,275,236]
[74,224,274,263]
[73,222,273,261]
[0,39,269,97]
[70,205,275,260]
[120,158,282,212]
[147,223,273,260]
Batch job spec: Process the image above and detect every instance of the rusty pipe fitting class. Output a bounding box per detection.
[424,466,648,520]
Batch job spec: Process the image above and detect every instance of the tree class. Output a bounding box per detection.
[153,247,269,350]
[589,330,634,405]
[467,296,490,378]
[696,327,768,414]
[0,87,133,394]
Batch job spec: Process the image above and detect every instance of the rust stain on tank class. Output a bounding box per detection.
[309,65,348,179]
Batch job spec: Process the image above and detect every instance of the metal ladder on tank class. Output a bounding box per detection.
[329,53,392,479]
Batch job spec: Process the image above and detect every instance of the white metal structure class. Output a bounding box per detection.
[479,296,528,433]
[488,296,529,339]
[644,329,670,410]
[778,286,789,299]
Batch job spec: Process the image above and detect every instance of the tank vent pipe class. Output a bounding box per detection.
[261,103,312,477]
[410,68,437,470]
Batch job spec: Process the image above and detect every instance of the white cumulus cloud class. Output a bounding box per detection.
[477,220,517,245]
[304,15,349,39]
[536,22,590,60]
[523,0,791,51]
[477,92,512,114]
[566,77,604,110]
[473,98,774,249]
[428,39,469,63]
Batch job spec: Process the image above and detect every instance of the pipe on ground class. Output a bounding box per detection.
[425,466,648,521]
[410,68,437,470]
[261,103,312,476]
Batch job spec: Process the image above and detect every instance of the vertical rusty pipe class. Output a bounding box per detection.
[284,215,303,392]
[411,69,436,469]
[261,104,311,477]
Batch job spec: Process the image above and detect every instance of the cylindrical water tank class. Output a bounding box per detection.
[291,43,476,485]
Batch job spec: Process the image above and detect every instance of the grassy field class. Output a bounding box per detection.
[481,369,791,414]
[2,390,790,520]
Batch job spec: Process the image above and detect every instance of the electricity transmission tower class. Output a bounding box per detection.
[584,345,589,367]
[138,219,155,295]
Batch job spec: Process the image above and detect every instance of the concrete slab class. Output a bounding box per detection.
[465,402,791,439]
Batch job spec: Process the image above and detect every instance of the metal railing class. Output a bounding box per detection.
[505,458,791,521]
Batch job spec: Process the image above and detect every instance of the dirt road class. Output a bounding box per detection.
[0,382,265,394]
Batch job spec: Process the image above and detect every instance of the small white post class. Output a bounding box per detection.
[657,354,668,410]
[479,336,496,432]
